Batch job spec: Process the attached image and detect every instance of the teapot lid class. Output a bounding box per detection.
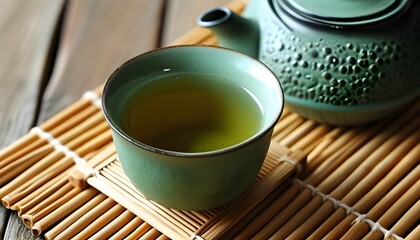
[276,0,411,27]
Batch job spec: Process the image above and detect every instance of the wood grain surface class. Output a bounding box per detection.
[0,0,231,239]
[0,1,64,237]
[2,1,419,239]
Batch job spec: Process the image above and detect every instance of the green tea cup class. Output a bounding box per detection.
[102,45,284,210]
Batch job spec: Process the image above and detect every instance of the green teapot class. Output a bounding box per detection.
[197,0,420,125]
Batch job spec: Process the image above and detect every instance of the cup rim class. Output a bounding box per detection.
[102,45,284,158]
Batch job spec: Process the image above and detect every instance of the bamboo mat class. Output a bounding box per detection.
[1,0,419,239]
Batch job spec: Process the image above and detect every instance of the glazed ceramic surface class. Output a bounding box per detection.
[198,0,420,125]
[102,45,284,210]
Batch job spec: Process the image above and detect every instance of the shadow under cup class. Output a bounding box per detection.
[102,45,284,210]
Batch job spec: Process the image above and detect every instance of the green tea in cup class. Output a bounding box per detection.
[102,45,283,210]
[122,73,263,153]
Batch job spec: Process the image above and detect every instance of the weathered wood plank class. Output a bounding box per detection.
[161,0,233,46]
[0,209,8,238]
[0,0,64,239]
[0,0,64,147]
[38,0,165,122]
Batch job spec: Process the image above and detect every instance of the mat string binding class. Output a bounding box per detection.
[82,90,102,109]
[30,126,97,179]
[189,233,205,240]
[278,153,303,174]
[293,178,404,240]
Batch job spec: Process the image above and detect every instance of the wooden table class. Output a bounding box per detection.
[0,0,232,238]
[2,1,419,239]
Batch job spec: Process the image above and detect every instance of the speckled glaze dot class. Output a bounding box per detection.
[323,47,332,55]
[338,79,346,87]
[384,45,393,53]
[339,65,348,74]
[329,86,338,94]
[328,55,339,65]
[368,51,377,59]
[347,56,357,65]
[278,43,285,51]
[300,61,309,68]
[379,72,386,79]
[361,77,368,85]
[359,50,368,58]
[322,71,332,80]
[358,59,369,68]
[368,64,378,73]
[307,88,315,98]
[310,50,319,58]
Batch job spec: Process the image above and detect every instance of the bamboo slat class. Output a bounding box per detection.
[43,193,107,240]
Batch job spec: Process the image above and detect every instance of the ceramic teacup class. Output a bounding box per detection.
[102,45,284,210]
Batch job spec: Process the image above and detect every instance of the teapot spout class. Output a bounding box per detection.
[197,6,259,58]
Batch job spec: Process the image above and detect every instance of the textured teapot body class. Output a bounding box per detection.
[245,0,420,124]
[199,0,420,125]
